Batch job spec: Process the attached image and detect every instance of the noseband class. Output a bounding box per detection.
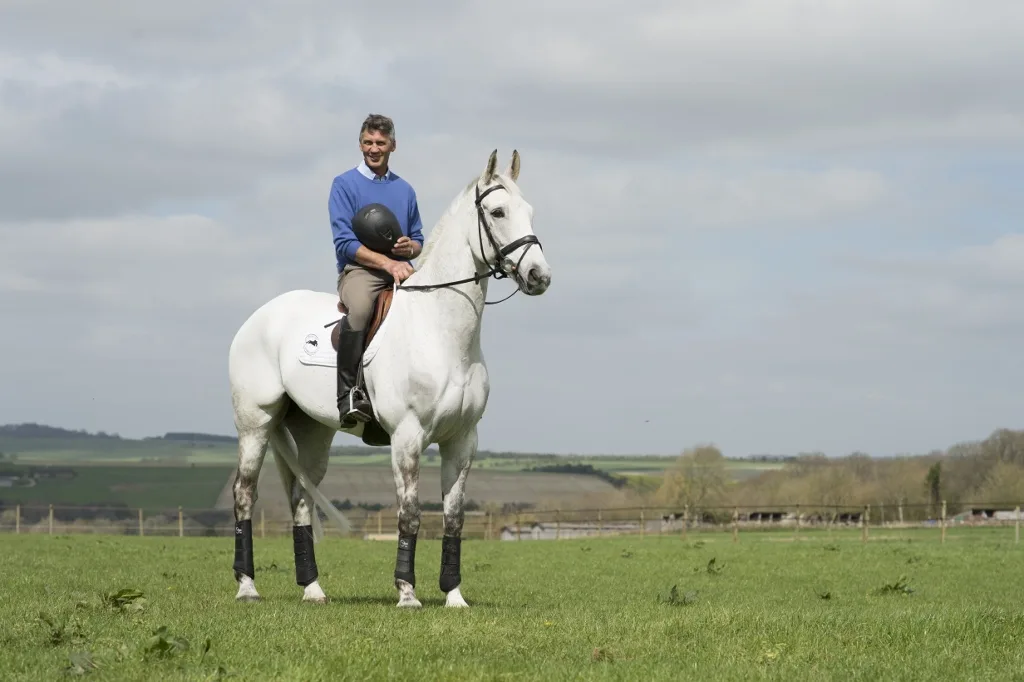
[397,182,542,305]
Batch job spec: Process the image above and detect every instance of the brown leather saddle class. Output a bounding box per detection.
[330,288,394,354]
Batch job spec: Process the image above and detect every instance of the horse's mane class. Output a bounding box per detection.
[416,171,521,266]
[415,182,469,264]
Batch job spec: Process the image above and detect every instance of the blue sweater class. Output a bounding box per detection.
[328,167,425,272]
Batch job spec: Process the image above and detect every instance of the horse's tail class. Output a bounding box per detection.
[268,426,351,542]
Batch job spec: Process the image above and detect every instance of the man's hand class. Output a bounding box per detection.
[352,244,416,282]
[391,236,419,260]
[384,259,415,282]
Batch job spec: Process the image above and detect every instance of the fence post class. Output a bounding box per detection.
[377,509,383,535]
[732,507,738,543]
[683,504,689,540]
[49,504,54,535]
[794,504,800,538]
[555,509,561,540]
[487,510,492,540]
[941,499,947,544]
[178,506,183,537]
[1016,506,1020,545]
[516,511,521,541]
[15,504,19,534]
[640,507,645,539]
[138,508,144,537]
[598,509,603,537]
[861,505,869,543]
[898,502,904,526]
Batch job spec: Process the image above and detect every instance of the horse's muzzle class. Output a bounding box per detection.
[522,265,551,295]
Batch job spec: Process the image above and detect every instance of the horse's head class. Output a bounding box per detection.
[470,150,551,296]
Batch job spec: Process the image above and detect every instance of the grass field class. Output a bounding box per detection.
[0,464,233,510]
[1,432,785,473]
[3,528,1023,680]
[0,436,236,464]
[1,431,788,515]
[212,459,632,514]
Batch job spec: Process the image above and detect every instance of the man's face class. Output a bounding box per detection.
[360,129,394,174]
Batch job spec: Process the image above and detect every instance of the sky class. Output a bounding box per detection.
[1,1,1023,457]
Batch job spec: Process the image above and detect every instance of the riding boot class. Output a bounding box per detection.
[337,318,372,427]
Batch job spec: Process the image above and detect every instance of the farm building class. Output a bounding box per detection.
[659,511,719,532]
[953,508,1022,524]
[745,511,788,523]
[499,520,644,540]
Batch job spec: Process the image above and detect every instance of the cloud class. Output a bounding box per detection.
[1,2,1022,457]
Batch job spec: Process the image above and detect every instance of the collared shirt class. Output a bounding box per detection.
[357,160,393,182]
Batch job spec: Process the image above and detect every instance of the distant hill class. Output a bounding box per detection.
[149,432,238,444]
[0,423,236,444]
[0,423,125,439]
[0,422,688,466]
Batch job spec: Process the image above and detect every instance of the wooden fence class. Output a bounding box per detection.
[2,500,1023,543]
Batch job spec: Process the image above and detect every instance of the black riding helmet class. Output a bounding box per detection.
[351,203,401,254]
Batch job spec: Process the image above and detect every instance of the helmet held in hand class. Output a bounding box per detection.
[352,203,401,254]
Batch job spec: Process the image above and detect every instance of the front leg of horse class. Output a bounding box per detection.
[391,423,425,608]
[439,428,478,608]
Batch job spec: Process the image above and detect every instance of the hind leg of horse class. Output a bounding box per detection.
[439,427,477,608]
[232,425,273,602]
[390,418,427,608]
[276,408,334,604]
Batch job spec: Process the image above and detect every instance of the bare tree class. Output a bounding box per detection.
[655,444,728,509]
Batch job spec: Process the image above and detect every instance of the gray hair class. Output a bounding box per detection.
[359,114,395,142]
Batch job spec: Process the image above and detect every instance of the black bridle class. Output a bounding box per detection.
[397,182,542,305]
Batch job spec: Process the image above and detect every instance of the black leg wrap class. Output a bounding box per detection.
[439,535,462,593]
[233,519,254,580]
[292,524,318,587]
[394,533,417,587]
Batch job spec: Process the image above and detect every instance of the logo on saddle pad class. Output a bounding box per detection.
[303,334,319,355]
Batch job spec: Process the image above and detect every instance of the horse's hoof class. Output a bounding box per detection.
[445,587,469,608]
[397,596,422,609]
[235,577,261,602]
[302,582,328,604]
[235,594,261,603]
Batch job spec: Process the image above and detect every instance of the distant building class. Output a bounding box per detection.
[499,521,645,540]
[955,508,1022,524]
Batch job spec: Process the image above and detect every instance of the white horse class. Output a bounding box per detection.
[226,150,551,608]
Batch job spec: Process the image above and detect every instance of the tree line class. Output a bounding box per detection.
[651,427,1024,521]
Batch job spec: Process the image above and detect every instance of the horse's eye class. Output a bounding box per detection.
[490,208,505,219]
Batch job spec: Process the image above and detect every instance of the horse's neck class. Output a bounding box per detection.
[399,202,489,355]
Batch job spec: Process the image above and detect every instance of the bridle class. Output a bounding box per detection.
[397,182,542,305]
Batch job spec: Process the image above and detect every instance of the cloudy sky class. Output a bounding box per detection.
[2,1,1023,457]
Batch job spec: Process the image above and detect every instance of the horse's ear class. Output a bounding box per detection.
[483,149,498,181]
[507,149,520,181]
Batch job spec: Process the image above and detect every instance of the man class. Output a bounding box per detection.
[328,114,424,427]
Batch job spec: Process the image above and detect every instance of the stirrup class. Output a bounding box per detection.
[341,388,372,425]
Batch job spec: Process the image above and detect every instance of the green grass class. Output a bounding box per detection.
[2,529,1023,680]
[0,436,237,464]
[2,433,783,472]
[0,464,232,510]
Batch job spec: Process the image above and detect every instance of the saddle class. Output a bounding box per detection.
[330,288,394,354]
[330,289,394,447]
